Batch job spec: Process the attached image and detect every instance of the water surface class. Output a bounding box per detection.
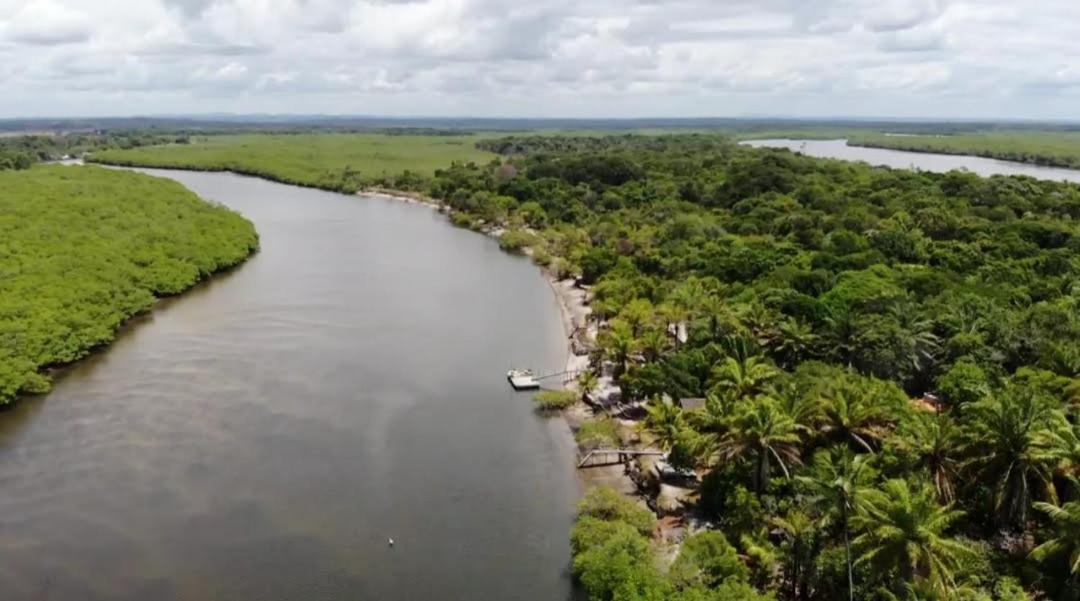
[0,168,580,600]
[743,138,1080,183]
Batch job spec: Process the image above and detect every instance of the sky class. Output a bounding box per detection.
[0,0,1078,120]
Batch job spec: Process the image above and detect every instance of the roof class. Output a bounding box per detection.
[677,397,706,410]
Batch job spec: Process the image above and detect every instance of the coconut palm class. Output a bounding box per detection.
[797,449,877,601]
[576,369,599,403]
[1031,501,1080,579]
[770,380,823,438]
[709,354,780,400]
[637,328,669,364]
[890,411,963,503]
[963,390,1066,528]
[599,319,636,379]
[818,379,894,453]
[852,479,975,592]
[643,399,686,451]
[773,509,820,600]
[714,396,803,496]
[888,303,941,380]
[618,298,654,337]
[774,318,820,369]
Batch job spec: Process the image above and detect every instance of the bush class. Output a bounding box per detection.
[576,486,656,536]
[533,389,577,411]
[669,531,749,590]
[498,229,536,253]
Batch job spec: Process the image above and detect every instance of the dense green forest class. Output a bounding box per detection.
[436,135,1080,600]
[0,131,188,162]
[849,132,1080,170]
[92,132,1080,599]
[87,133,496,192]
[0,166,258,404]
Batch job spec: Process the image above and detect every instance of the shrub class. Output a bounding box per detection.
[576,486,655,536]
[533,389,577,411]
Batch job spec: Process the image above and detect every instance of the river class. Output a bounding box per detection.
[0,168,581,600]
[743,138,1080,183]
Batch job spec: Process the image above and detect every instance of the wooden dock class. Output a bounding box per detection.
[577,448,666,468]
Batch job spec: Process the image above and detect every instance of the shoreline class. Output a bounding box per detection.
[356,186,637,495]
[87,162,638,496]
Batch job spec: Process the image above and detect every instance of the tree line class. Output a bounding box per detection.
[88,131,1080,598]
[428,135,1080,600]
[0,166,258,404]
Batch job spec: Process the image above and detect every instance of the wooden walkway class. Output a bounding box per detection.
[577,448,666,468]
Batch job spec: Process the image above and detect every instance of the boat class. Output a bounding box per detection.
[507,369,540,390]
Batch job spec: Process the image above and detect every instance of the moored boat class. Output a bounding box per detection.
[507,369,540,390]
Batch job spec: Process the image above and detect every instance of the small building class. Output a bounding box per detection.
[677,397,706,411]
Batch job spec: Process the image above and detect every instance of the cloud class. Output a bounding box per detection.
[0,0,1077,119]
[5,0,91,45]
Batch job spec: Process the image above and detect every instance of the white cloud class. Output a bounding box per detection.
[0,0,1077,119]
[5,0,91,45]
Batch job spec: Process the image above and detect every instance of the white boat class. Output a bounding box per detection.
[507,369,540,390]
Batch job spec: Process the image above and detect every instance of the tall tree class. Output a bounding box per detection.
[797,449,877,601]
[818,378,896,452]
[1031,500,1080,595]
[852,479,974,593]
[714,396,803,496]
[709,355,780,400]
[643,400,687,451]
[890,412,963,503]
[963,390,1066,528]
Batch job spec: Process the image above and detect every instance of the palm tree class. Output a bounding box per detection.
[714,396,803,496]
[963,390,1066,528]
[797,448,877,601]
[770,381,823,438]
[818,379,894,453]
[1031,501,1080,580]
[637,328,669,364]
[599,319,636,379]
[773,509,820,600]
[774,318,819,369]
[824,306,860,366]
[890,412,963,503]
[643,400,686,451]
[709,354,780,400]
[888,303,941,381]
[1039,418,1080,497]
[576,370,599,403]
[618,298,654,337]
[852,479,974,592]
[688,393,734,439]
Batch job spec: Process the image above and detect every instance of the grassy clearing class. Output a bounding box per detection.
[89,133,499,193]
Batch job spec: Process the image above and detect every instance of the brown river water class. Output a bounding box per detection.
[0,168,581,600]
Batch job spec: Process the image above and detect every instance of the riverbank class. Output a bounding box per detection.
[355,185,644,497]
[0,165,259,405]
[92,158,650,500]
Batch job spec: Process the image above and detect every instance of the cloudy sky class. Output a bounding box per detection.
[0,0,1077,119]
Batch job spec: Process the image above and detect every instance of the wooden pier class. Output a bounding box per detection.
[577,448,666,468]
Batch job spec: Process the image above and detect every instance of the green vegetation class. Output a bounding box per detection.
[1,131,191,162]
[0,165,258,403]
[426,134,1079,599]
[78,130,1080,598]
[534,389,578,411]
[89,133,496,193]
[849,131,1080,169]
[571,487,772,601]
